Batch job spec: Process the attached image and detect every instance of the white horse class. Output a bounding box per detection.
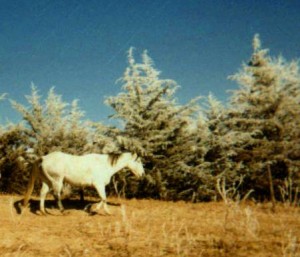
[22,151,144,215]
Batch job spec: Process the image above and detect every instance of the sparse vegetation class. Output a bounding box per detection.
[1,195,300,256]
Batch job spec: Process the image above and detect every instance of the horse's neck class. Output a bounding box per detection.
[111,154,128,174]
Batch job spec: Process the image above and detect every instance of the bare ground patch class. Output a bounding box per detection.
[0,194,299,256]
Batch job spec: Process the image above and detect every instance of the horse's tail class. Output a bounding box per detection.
[22,158,42,207]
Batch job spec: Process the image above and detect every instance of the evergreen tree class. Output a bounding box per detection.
[1,91,30,192]
[11,85,91,156]
[226,35,300,200]
[105,48,202,200]
[0,93,6,101]
[0,124,29,193]
[195,95,233,200]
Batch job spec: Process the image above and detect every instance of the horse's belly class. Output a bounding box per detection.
[64,173,93,187]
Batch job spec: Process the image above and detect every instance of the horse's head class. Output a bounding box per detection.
[126,153,145,178]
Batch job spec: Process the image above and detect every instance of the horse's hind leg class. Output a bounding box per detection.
[79,188,85,204]
[52,193,64,212]
[52,180,65,213]
[40,182,50,215]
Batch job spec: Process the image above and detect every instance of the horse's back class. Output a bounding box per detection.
[43,151,69,159]
[42,151,74,167]
[42,152,72,174]
[41,152,110,186]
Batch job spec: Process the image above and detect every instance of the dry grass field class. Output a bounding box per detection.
[0,194,299,257]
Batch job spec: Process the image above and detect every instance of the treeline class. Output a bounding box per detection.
[0,35,299,203]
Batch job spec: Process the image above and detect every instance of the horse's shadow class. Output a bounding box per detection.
[14,198,120,215]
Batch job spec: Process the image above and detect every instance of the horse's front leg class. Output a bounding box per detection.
[93,183,111,215]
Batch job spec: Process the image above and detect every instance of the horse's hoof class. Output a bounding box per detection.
[104,208,112,215]
[15,201,23,214]
[37,210,47,216]
[88,211,98,216]
[84,204,93,213]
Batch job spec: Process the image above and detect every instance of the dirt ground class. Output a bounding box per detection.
[0,194,299,257]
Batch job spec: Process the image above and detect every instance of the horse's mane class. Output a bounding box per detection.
[108,153,122,166]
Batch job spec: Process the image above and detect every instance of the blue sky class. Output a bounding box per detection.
[1,0,300,124]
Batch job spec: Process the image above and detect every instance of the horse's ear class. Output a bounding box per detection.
[132,152,138,160]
